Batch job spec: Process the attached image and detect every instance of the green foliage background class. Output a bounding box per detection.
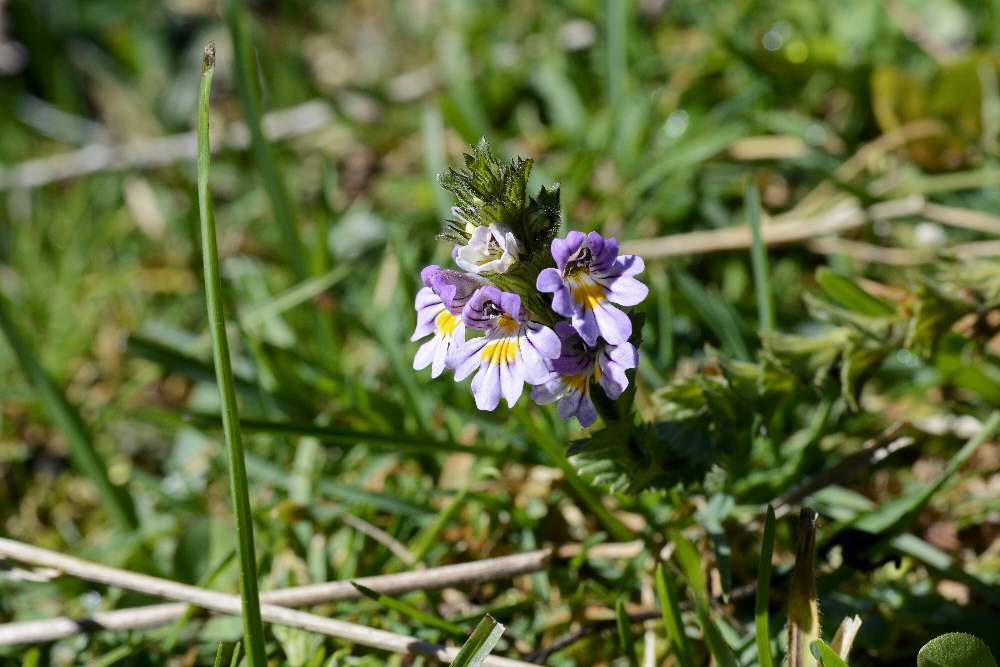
[1,0,1000,665]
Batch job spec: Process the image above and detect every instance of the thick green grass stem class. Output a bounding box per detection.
[0,294,138,530]
[197,42,268,667]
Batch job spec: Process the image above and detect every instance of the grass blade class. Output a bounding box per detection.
[242,451,429,517]
[187,414,509,459]
[407,487,469,564]
[448,615,506,667]
[352,582,465,637]
[673,270,750,360]
[197,42,267,667]
[756,505,777,667]
[747,182,775,333]
[212,644,226,667]
[671,532,740,667]
[655,563,693,667]
[228,642,242,667]
[223,0,307,281]
[606,0,628,117]
[616,597,640,667]
[0,293,138,529]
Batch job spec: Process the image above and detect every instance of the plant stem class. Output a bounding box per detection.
[197,42,267,667]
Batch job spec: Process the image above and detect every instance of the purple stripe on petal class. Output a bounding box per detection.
[452,337,487,380]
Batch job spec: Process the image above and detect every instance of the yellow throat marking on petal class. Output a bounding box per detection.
[496,314,518,334]
[435,309,460,336]
[571,278,606,311]
[564,373,591,393]
[481,334,520,366]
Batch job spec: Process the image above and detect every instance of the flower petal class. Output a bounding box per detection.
[613,254,644,278]
[552,232,584,271]
[605,275,648,307]
[530,375,566,405]
[536,268,563,294]
[412,288,444,341]
[413,338,437,371]
[592,301,632,345]
[574,393,598,427]
[471,362,502,410]
[431,335,450,378]
[572,306,601,347]
[526,323,561,360]
[500,354,525,407]
[452,337,487,380]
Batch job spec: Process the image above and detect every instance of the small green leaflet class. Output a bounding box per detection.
[448,615,506,667]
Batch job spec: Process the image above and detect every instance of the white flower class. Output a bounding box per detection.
[454,223,520,275]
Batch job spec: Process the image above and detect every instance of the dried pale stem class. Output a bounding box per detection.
[0,542,638,645]
[0,100,333,191]
[0,537,538,667]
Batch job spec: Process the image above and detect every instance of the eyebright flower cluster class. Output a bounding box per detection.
[410,142,648,426]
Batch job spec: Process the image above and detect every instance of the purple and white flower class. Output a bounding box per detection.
[454,223,521,275]
[536,231,647,346]
[420,264,486,313]
[531,322,638,427]
[411,273,471,378]
[451,286,560,410]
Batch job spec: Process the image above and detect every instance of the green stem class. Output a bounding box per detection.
[197,42,267,667]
